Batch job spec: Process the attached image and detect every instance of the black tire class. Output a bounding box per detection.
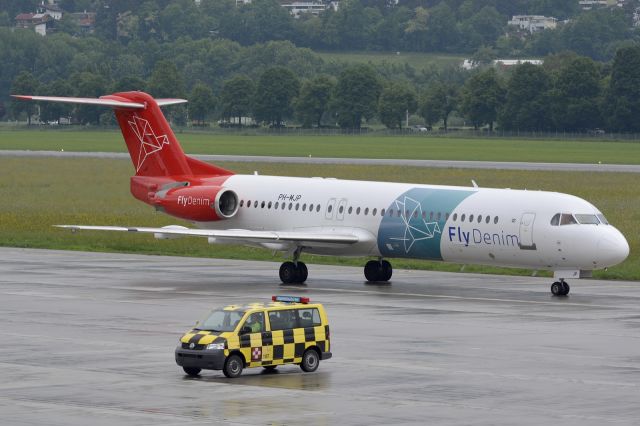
[300,348,320,373]
[297,262,308,283]
[223,354,244,378]
[183,366,201,377]
[551,281,564,296]
[279,261,296,284]
[364,260,380,281]
[561,281,570,296]
[381,260,392,281]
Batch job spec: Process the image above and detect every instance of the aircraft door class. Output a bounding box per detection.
[325,198,336,220]
[519,212,537,250]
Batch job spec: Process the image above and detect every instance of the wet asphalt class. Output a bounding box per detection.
[1,247,639,425]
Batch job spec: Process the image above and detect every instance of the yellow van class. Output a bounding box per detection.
[175,296,332,378]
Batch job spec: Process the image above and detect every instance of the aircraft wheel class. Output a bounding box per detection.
[297,262,308,283]
[381,260,392,281]
[551,281,569,296]
[364,260,381,281]
[279,261,297,284]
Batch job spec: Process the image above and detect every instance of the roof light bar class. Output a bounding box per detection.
[272,295,310,304]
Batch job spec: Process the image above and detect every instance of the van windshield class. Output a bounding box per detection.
[196,309,245,332]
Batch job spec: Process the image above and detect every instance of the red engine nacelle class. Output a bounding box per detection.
[153,185,238,222]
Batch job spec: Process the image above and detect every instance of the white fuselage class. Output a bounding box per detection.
[195,174,629,277]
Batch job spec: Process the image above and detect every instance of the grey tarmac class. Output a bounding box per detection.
[0,247,639,425]
[2,149,640,172]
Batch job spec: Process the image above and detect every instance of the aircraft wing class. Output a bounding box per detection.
[55,225,361,245]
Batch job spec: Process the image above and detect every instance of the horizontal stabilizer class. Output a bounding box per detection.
[11,95,187,109]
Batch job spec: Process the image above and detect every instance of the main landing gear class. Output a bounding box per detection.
[279,247,307,284]
[551,279,570,296]
[364,259,393,282]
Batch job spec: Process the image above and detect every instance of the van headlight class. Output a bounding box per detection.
[206,342,225,350]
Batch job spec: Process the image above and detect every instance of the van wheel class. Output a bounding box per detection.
[300,349,320,372]
[223,354,243,378]
[183,366,201,376]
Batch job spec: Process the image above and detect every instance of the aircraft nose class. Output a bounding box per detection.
[597,228,630,267]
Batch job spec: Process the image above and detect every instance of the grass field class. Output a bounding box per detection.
[2,129,640,164]
[1,156,637,280]
[315,51,465,70]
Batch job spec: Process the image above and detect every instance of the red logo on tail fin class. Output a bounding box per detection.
[128,115,169,172]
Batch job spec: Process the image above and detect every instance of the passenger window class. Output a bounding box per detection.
[477,215,482,223]
[289,203,293,210]
[348,206,353,214]
[430,211,434,220]
[254,201,258,208]
[308,203,313,212]
[240,200,244,207]
[261,201,265,208]
[437,212,441,220]
[550,213,560,226]
[274,202,279,209]
[298,308,321,327]
[413,210,417,218]
[485,215,490,224]
[268,309,297,331]
[494,216,498,224]
[327,205,333,213]
[373,208,377,216]
[316,205,321,212]
[381,208,385,216]
[338,205,343,213]
[453,213,457,221]
[365,207,369,216]
[268,201,272,209]
[356,207,361,215]
[461,214,466,222]
[295,203,300,211]
[469,214,474,222]
[388,209,393,216]
[560,213,578,225]
[302,204,307,211]
[445,213,450,220]
[246,199,251,207]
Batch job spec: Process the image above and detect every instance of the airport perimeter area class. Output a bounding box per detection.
[1,248,639,425]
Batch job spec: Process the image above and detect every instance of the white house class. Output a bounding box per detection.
[281,2,328,17]
[508,15,557,33]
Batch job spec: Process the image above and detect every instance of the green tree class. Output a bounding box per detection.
[147,59,185,98]
[551,56,602,131]
[9,71,39,125]
[332,64,382,129]
[39,79,74,123]
[378,82,418,129]
[113,76,147,93]
[459,68,504,130]
[604,46,640,132]
[220,75,255,126]
[72,72,109,125]
[188,82,215,126]
[254,66,300,127]
[419,82,459,131]
[498,63,552,131]
[295,75,335,128]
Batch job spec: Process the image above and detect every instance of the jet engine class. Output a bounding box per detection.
[153,185,238,222]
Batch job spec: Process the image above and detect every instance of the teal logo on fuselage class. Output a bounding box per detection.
[377,188,474,260]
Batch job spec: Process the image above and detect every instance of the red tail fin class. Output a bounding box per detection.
[12,92,233,178]
[105,92,231,177]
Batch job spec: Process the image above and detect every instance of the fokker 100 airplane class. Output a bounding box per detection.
[15,92,629,296]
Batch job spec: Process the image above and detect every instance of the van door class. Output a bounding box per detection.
[240,311,272,366]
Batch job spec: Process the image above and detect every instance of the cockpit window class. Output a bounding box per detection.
[560,213,578,225]
[597,214,609,225]
[550,213,560,226]
[575,214,600,225]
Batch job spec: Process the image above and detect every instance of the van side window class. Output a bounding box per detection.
[298,308,321,327]
[269,309,297,331]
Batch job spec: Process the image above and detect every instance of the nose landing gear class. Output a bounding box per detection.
[551,279,570,296]
[364,259,393,282]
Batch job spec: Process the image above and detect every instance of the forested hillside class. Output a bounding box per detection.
[2,0,640,132]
